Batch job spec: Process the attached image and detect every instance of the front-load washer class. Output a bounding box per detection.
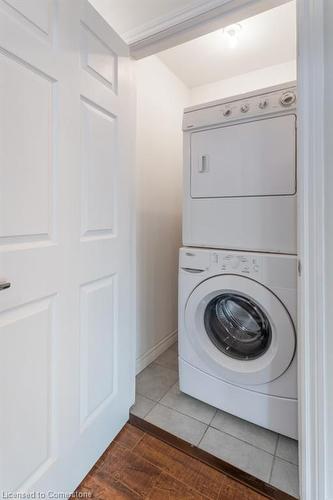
[178,246,297,439]
[182,82,297,254]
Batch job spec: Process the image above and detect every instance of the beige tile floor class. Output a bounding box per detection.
[131,342,299,498]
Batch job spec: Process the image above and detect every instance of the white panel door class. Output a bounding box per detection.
[0,0,134,494]
[191,115,296,198]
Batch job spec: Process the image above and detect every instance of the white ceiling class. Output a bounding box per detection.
[88,0,204,38]
[158,1,296,88]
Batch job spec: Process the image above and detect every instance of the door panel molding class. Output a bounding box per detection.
[0,0,52,39]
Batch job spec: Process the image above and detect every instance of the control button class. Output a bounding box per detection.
[259,100,269,109]
[280,91,296,107]
[240,104,249,113]
[211,252,218,264]
[222,255,230,271]
[223,108,232,117]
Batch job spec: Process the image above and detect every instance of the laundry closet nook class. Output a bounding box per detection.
[2,0,333,497]
[123,1,299,497]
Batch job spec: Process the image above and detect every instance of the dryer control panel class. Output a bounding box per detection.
[183,84,297,131]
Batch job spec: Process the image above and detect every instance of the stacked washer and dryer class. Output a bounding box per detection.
[179,83,298,439]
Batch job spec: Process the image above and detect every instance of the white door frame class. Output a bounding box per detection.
[297,1,326,498]
[127,0,327,498]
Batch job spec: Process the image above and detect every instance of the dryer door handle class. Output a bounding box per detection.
[199,155,209,173]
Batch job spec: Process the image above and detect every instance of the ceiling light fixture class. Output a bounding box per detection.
[223,23,242,48]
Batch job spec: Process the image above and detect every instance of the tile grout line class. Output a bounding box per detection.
[137,377,281,451]
[140,380,177,420]
[197,424,210,448]
[207,408,218,426]
[142,399,158,419]
[137,375,219,427]
[135,390,159,402]
[136,366,280,454]
[268,435,280,483]
[143,401,158,421]
[274,434,280,458]
[272,455,300,467]
[273,434,299,466]
[142,403,279,476]
[143,401,158,420]
[206,423,279,457]
[136,379,176,405]
[197,426,275,485]
[138,395,281,458]
[152,400,215,426]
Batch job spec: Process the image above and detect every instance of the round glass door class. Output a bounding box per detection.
[204,293,272,360]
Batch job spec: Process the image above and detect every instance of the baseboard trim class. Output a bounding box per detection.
[129,414,296,500]
[136,330,177,374]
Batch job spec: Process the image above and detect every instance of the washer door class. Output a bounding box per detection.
[185,275,296,386]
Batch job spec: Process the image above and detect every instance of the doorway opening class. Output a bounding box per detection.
[132,1,298,498]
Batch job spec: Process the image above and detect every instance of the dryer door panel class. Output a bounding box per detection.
[190,114,296,198]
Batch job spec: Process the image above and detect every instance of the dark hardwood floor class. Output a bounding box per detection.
[74,423,269,499]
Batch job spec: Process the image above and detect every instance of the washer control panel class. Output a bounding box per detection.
[210,251,262,278]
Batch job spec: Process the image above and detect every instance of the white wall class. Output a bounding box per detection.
[190,60,296,105]
[135,55,189,373]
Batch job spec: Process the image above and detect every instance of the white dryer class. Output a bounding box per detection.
[182,83,297,254]
[178,247,297,439]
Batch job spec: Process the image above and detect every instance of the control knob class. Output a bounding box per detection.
[223,108,232,117]
[259,99,269,110]
[280,91,296,107]
[240,104,249,113]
